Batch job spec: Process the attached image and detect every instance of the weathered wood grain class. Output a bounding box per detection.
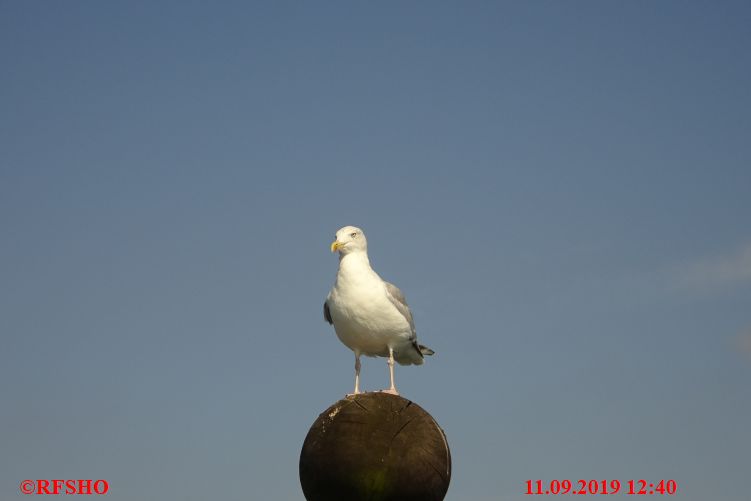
[300,392,451,501]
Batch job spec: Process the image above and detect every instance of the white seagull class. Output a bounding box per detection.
[324,225,434,395]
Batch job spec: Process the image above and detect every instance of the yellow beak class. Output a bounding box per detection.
[331,241,341,252]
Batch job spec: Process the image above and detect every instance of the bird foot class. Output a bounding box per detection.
[379,388,399,395]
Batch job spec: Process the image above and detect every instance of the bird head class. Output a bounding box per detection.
[331,226,368,255]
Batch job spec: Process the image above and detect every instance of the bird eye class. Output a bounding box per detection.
[350,232,357,238]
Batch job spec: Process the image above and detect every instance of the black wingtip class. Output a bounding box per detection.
[418,344,435,356]
[412,341,435,358]
[323,302,333,325]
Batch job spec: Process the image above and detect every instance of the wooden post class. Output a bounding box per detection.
[299,392,451,501]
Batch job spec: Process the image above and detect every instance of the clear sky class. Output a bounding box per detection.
[2,2,750,500]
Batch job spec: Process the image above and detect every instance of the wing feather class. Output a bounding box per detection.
[384,281,416,338]
[323,301,333,324]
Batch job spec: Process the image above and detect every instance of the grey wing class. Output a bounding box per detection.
[384,281,416,338]
[323,301,333,324]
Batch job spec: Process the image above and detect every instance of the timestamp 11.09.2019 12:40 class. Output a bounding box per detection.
[525,479,678,495]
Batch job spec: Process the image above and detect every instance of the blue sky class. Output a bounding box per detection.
[1,2,750,500]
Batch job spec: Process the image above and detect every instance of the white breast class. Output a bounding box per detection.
[327,254,413,357]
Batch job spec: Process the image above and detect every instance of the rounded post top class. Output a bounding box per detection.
[300,392,450,501]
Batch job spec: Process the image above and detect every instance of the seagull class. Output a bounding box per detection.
[324,225,434,395]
